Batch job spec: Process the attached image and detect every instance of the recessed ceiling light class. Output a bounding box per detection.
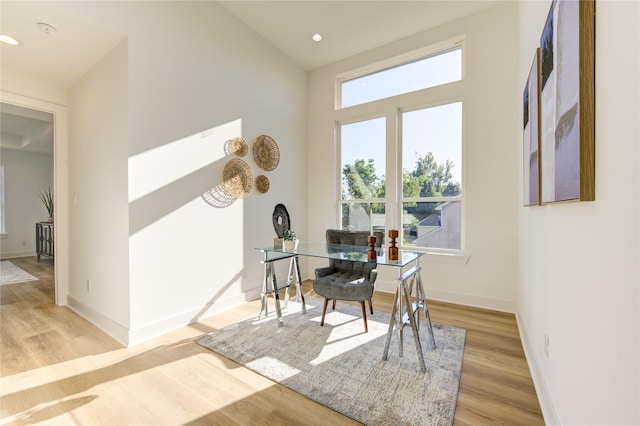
[37,21,57,35]
[312,33,322,42]
[0,35,20,45]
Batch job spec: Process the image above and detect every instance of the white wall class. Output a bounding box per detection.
[66,1,308,345]
[0,148,52,258]
[0,68,67,107]
[518,1,640,425]
[307,3,520,311]
[66,39,131,335]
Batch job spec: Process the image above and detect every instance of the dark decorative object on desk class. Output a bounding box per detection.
[272,203,291,249]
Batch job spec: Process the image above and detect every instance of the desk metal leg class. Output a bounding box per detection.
[259,258,270,319]
[381,261,434,372]
[259,254,283,326]
[402,279,426,373]
[289,256,306,314]
[259,253,305,326]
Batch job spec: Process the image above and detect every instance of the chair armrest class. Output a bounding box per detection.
[315,266,334,279]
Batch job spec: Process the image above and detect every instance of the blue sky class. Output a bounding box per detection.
[340,48,463,190]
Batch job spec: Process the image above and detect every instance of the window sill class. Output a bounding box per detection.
[423,250,469,265]
[0,233,7,239]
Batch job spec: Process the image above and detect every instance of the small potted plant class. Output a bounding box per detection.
[39,187,54,222]
[283,229,299,251]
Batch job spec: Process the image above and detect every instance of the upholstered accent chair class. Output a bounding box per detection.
[313,229,384,333]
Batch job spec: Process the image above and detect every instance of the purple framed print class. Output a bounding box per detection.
[523,49,541,206]
[539,0,595,203]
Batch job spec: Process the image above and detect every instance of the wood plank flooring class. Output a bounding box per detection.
[1,256,544,425]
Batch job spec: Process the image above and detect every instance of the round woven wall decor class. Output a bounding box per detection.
[222,158,253,198]
[230,137,248,157]
[255,175,270,193]
[223,137,248,157]
[253,135,280,171]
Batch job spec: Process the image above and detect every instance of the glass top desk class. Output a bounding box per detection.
[255,242,436,372]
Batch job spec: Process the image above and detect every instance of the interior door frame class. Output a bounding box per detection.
[1,90,69,306]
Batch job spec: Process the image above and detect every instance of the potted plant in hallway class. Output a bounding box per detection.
[283,229,299,251]
[39,187,54,222]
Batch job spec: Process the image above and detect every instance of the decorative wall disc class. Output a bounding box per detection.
[272,204,290,238]
[253,135,280,171]
[223,137,248,157]
[256,175,270,193]
[222,158,253,198]
[230,137,248,157]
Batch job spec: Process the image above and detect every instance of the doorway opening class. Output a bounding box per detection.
[0,92,69,305]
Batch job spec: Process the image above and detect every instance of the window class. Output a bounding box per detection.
[401,103,462,250]
[336,39,464,252]
[339,117,386,233]
[339,46,462,108]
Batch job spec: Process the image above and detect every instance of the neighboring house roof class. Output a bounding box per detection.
[418,215,441,226]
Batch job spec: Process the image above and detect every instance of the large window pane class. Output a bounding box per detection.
[341,118,386,200]
[342,202,386,234]
[341,48,461,108]
[402,103,462,198]
[402,201,460,250]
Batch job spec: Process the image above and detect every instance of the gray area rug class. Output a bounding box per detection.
[196,296,466,425]
[0,261,38,286]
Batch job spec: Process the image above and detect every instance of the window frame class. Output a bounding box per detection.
[336,36,464,110]
[398,100,464,252]
[337,114,388,233]
[334,37,466,253]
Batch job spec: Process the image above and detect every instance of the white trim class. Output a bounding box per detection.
[67,295,129,347]
[426,287,515,313]
[0,91,68,306]
[336,35,465,84]
[516,312,562,425]
[423,251,469,265]
[1,250,37,258]
[0,165,5,234]
[69,288,262,348]
[127,290,258,347]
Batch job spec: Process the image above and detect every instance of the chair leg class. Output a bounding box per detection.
[320,298,329,326]
[360,301,368,333]
[368,299,373,314]
[332,299,337,310]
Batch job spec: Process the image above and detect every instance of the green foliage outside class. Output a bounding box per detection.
[342,152,461,220]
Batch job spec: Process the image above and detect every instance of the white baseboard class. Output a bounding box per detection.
[67,295,130,346]
[515,312,561,425]
[425,288,516,313]
[68,288,263,348]
[126,289,261,347]
[376,285,515,313]
[1,250,37,259]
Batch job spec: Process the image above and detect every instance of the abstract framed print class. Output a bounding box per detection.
[539,0,595,203]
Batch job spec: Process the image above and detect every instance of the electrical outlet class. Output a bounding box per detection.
[544,334,550,358]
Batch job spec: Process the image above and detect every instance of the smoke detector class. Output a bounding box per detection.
[36,21,57,35]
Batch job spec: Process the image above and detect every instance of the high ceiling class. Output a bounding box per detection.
[0,0,502,153]
[219,1,503,71]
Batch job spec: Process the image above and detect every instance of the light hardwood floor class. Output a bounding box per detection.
[1,256,544,425]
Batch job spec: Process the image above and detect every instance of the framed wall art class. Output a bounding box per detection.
[539,0,595,203]
[523,48,541,206]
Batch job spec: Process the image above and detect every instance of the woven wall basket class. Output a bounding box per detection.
[222,158,253,198]
[255,175,270,193]
[253,135,280,171]
[223,137,248,157]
